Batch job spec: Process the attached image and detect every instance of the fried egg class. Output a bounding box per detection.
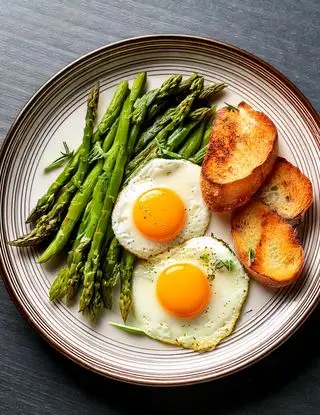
[130,236,249,351]
[112,159,210,258]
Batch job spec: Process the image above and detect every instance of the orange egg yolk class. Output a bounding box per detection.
[156,263,210,319]
[133,188,186,241]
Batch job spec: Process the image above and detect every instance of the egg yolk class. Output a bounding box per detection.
[156,263,210,318]
[133,188,186,241]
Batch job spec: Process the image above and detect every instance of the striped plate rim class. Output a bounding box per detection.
[0,35,319,386]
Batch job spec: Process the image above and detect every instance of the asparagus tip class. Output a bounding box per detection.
[120,298,132,322]
[8,236,34,247]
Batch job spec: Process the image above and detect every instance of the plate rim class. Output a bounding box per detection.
[0,34,319,386]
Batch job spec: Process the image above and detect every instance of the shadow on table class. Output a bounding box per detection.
[39,303,320,414]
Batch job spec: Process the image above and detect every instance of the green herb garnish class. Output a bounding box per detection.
[224,102,239,112]
[200,252,210,264]
[109,322,146,335]
[248,247,256,265]
[221,259,235,272]
[89,142,106,163]
[215,259,235,272]
[45,141,74,172]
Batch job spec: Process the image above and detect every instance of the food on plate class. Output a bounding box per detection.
[9,82,102,245]
[27,80,128,225]
[257,157,313,224]
[9,72,226,323]
[124,105,214,181]
[114,236,249,351]
[231,200,304,288]
[44,141,74,173]
[8,65,313,352]
[200,102,278,212]
[112,158,210,259]
[230,156,313,289]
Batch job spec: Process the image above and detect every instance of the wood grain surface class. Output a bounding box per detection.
[0,0,319,414]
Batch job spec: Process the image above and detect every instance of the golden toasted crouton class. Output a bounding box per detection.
[231,200,304,288]
[201,102,278,211]
[257,157,313,224]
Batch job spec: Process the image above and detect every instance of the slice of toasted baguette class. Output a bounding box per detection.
[201,102,278,211]
[231,200,304,288]
[257,157,313,224]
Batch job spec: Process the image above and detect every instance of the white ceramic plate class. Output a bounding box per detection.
[0,35,319,386]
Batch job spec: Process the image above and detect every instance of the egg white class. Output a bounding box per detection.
[130,236,249,351]
[112,159,210,259]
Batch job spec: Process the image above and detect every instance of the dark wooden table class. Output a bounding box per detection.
[1,1,319,413]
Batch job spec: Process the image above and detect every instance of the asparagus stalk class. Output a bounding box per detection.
[126,78,204,179]
[145,73,198,122]
[188,106,214,122]
[37,119,120,261]
[64,172,107,300]
[49,267,70,302]
[161,77,205,134]
[73,83,100,188]
[132,89,158,122]
[197,82,227,101]
[88,228,114,320]
[124,120,183,184]
[26,81,128,223]
[201,117,213,148]
[49,75,147,309]
[79,73,146,313]
[134,76,204,154]
[179,119,207,159]
[175,73,199,94]
[166,107,213,152]
[132,74,182,124]
[101,237,122,309]
[66,75,147,306]
[124,132,180,183]
[126,125,209,190]
[60,122,125,299]
[49,201,92,301]
[145,101,168,121]
[79,108,130,311]
[93,80,129,140]
[125,106,209,179]
[76,201,92,242]
[127,75,182,163]
[189,145,208,164]
[184,110,215,164]
[26,153,80,223]
[67,199,93,268]
[10,84,100,247]
[165,121,199,152]
[89,270,104,320]
[133,107,176,155]
[119,250,136,322]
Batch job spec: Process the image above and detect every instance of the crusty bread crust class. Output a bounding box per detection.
[201,102,278,211]
[231,200,304,288]
[257,156,313,224]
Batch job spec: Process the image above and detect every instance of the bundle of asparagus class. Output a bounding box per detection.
[9,72,226,322]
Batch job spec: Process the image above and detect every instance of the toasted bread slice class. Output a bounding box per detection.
[201,102,278,211]
[231,200,304,288]
[257,157,313,224]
